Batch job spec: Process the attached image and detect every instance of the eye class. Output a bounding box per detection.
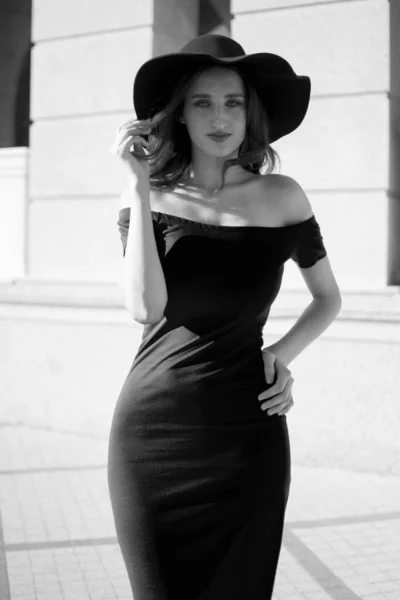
[193,99,244,108]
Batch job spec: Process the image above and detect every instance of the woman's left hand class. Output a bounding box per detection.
[258,349,294,416]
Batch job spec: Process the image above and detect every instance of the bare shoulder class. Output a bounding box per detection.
[260,174,314,225]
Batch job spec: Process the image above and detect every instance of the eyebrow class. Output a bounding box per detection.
[191,93,245,99]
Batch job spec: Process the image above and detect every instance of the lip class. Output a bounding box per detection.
[207,133,232,142]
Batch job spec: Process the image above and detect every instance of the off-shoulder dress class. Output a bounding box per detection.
[107,208,327,600]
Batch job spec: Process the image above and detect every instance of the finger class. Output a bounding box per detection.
[259,382,293,411]
[127,124,152,133]
[264,363,292,393]
[115,124,152,144]
[111,134,135,154]
[277,396,294,415]
[261,395,287,410]
[131,118,151,125]
[260,384,291,406]
[117,130,151,150]
[265,369,275,385]
[122,135,149,152]
[129,136,150,148]
[263,401,287,415]
[258,375,293,401]
[116,121,139,136]
[277,406,291,416]
[119,118,151,131]
[111,135,149,156]
[266,394,294,416]
[110,133,130,153]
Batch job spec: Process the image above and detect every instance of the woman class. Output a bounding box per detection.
[108,34,342,600]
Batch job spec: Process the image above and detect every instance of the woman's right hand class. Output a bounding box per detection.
[110,117,152,184]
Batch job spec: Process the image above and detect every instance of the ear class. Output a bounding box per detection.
[179,116,185,124]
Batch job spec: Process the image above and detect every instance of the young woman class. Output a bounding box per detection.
[108,34,342,600]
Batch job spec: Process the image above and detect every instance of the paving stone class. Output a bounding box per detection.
[1,426,400,600]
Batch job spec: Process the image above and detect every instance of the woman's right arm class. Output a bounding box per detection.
[112,117,167,324]
[120,181,168,324]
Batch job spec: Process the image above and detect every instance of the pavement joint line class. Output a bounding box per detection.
[0,508,11,600]
[5,536,118,552]
[283,528,362,600]
[6,509,399,553]
[6,511,400,552]
[287,510,400,528]
[0,422,108,441]
[0,464,107,475]
[3,528,366,600]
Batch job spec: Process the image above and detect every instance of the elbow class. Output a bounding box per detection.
[127,301,167,325]
[121,286,167,324]
[313,292,342,314]
[132,312,165,325]
[332,290,343,311]
[331,294,342,319]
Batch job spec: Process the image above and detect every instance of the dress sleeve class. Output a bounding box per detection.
[117,207,166,261]
[290,215,327,268]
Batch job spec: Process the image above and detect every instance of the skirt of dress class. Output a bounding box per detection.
[107,414,291,600]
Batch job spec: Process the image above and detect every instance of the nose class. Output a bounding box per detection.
[210,107,228,130]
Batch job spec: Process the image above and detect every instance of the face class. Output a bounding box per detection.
[181,66,246,160]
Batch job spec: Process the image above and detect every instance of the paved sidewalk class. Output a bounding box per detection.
[0,424,399,600]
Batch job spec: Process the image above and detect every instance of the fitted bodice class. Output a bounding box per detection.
[115,207,328,426]
[118,208,327,329]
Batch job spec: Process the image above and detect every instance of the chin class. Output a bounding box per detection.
[203,140,241,158]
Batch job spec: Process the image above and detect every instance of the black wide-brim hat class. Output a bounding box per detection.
[133,34,311,144]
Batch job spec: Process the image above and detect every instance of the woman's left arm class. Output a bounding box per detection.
[259,291,341,415]
[263,291,342,366]
[263,174,342,365]
[259,265,342,414]
[257,175,342,414]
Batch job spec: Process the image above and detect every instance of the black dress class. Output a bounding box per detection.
[107,208,327,600]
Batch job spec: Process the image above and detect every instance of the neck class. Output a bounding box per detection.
[188,148,243,194]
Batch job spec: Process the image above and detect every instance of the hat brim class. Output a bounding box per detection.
[133,53,311,143]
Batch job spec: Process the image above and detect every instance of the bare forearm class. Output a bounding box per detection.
[122,181,168,324]
[263,297,342,365]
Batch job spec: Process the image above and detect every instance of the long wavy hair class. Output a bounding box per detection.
[131,64,280,192]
